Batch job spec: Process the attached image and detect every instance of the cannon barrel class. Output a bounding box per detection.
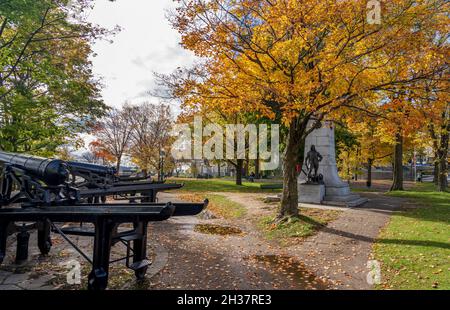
[66,161,116,176]
[0,151,69,186]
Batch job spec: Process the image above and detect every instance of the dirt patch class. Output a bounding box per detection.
[245,255,328,290]
[194,224,244,236]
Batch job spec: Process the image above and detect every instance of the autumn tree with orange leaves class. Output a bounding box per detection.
[161,0,448,220]
[414,79,449,191]
[93,106,135,172]
[88,140,115,165]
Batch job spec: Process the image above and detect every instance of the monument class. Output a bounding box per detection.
[297,145,325,204]
[298,120,368,207]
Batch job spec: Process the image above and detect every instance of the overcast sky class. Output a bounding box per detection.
[87,0,196,110]
[77,0,195,152]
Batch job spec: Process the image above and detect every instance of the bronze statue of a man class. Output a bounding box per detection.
[305,145,323,183]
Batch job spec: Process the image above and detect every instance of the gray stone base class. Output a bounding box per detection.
[323,196,368,207]
[298,184,325,204]
[324,184,351,196]
[264,195,281,203]
[323,184,368,207]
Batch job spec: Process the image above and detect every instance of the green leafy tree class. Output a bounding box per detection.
[0,0,114,155]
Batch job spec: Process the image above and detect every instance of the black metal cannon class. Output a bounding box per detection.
[67,161,116,189]
[0,152,70,186]
[0,152,79,207]
[66,160,180,203]
[0,151,207,290]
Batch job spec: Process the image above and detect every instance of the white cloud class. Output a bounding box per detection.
[87,0,196,109]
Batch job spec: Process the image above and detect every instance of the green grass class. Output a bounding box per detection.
[373,187,450,290]
[169,178,281,193]
[258,208,342,245]
[178,193,247,219]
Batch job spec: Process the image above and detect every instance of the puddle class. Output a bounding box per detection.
[246,255,328,289]
[194,224,244,236]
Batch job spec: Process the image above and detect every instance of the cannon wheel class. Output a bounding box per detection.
[38,236,52,255]
[38,220,52,255]
[135,266,148,280]
[88,269,108,290]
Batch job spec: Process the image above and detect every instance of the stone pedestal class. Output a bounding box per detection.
[298,184,325,204]
[298,120,367,207]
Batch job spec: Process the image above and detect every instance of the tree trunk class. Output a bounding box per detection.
[437,130,449,191]
[390,132,404,191]
[433,158,439,185]
[217,162,221,177]
[347,152,351,184]
[236,159,243,185]
[367,158,373,188]
[116,156,122,175]
[278,117,306,220]
[255,156,260,179]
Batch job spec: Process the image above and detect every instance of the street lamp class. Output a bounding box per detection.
[159,150,166,182]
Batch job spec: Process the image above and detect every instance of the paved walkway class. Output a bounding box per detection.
[288,193,411,289]
[220,191,415,289]
[0,190,416,290]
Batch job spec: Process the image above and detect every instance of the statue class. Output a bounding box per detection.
[305,145,323,184]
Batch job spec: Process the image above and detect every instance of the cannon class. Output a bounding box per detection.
[66,160,179,203]
[0,151,78,207]
[66,161,162,189]
[67,161,116,189]
[0,152,69,186]
[0,151,207,290]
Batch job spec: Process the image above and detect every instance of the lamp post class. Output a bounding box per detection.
[413,148,417,183]
[159,150,166,182]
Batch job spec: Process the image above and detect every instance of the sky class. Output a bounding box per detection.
[78,0,196,152]
[86,0,196,109]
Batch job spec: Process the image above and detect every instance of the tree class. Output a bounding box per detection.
[89,140,115,165]
[0,0,113,155]
[416,79,449,191]
[93,106,134,172]
[128,102,173,178]
[163,0,448,220]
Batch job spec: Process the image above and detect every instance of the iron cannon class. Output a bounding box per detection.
[0,151,207,290]
[66,160,180,203]
[0,151,69,186]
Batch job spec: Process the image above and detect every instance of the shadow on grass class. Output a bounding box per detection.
[299,215,450,250]
[385,189,450,225]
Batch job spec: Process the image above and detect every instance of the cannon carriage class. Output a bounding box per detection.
[0,151,206,290]
[66,160,180,203]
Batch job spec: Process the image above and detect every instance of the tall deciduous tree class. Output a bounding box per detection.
[163,0,448,220]
[129,102,173,178]
[416,79,449,191]
[0,0,114,155]
[94,106,134,172]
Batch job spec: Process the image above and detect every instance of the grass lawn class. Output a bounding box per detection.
[373,185,450,290]
[178,193,247,219]
[258,208,342,245]
[169,178,281,193]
